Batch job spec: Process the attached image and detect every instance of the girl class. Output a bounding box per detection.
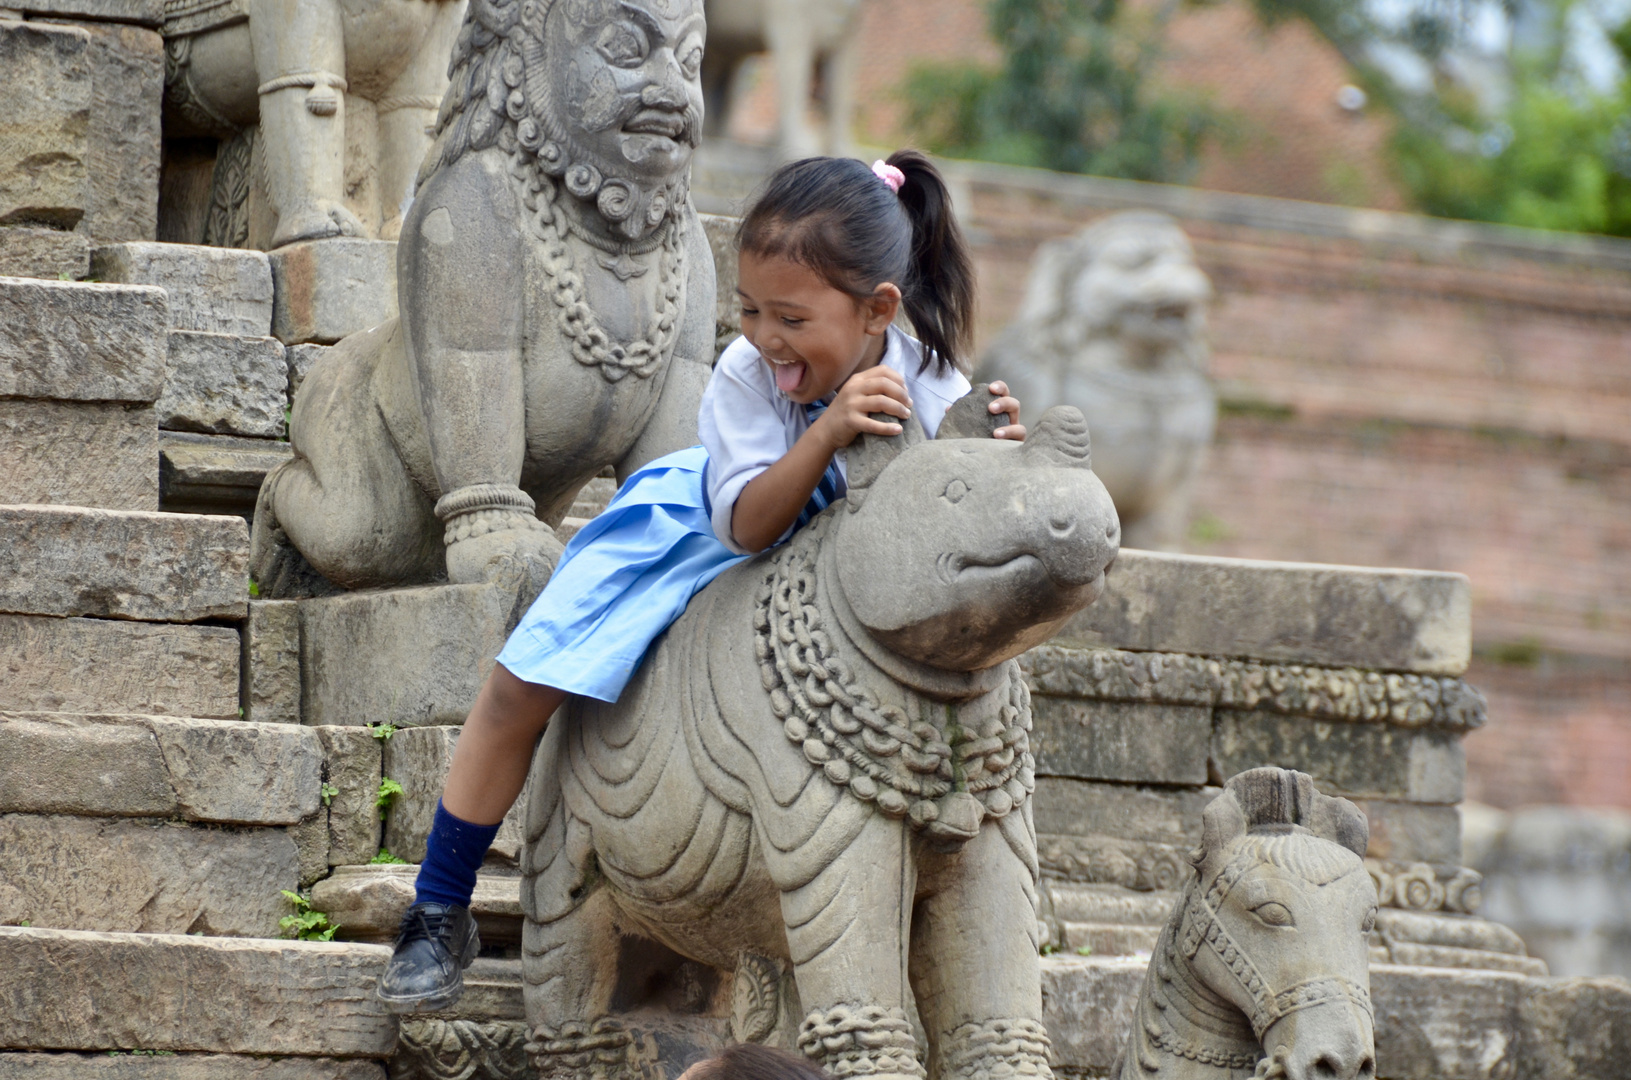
[676,1044,831,1080]
[377,151,1025,1012]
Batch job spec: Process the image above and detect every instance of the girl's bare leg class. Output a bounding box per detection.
[441,664,567,826]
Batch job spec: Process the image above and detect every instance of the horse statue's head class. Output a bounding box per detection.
[835,391,1122,672]
[1125,768,1377,1080]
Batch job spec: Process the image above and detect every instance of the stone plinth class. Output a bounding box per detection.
[91,243,273,336]
[0,22,90,230]
[0,615,238,718]
[380,725,530,865]
[269,239,396,345]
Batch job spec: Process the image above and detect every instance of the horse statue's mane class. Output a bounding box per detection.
[1118,768,1377,1080]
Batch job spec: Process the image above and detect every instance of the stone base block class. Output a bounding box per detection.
[380,725,529,865]
[309,865,523,945]
[0,926,395,1055]
[269,239,396,345]
[75,22,161,244]
[242,600,300,724]
[91,243,272,335]
[1354,799,1462,865]
[160,331,287,438]
[160,432,292,517]
[284,342,329,401]
[1032,697,1209,785]
[299,585,509,729]
[0,504,247,622]
[0,614,238,718]
[6,0,162,26]
[0,226,87,279]
[1058,922,1161,957]
[1045,884,1178,926]
[1214,709,1466,804]
[0,815,297,936]
[0,712,320,824]
[0,399,157,511]
[0,22,89,230]
[315,726,381,865]
[1033,778,1213,848]
[0,278,166,401]
[1054,548,1472,675]
[0,1055,383,1080]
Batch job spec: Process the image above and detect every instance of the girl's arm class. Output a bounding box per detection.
[730,367,912,553]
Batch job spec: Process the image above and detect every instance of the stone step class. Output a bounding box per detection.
[1046,883,1177,926]
[90,243,273,338]
[0,1055,383,1080]
[0,927,395,1056]
[0,504,247,623]
[1057,922,1161,958]
[269,240,396,346]
[159,332,287,440]
[161,433,294,518]
[0,615,238,718]
[309,866,523,946]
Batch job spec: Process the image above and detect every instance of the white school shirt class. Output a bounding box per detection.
[699,325,972,555]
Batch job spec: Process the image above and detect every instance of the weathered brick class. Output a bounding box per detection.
[91,243,273,336]
[1032,697,1210,785]
[0,226,87,279]
[0,399,157,512]
[269,239,396,345]
[158,331,286,438]
[0,277,167,402]
[1212,709,1465,804]
[0,22,89,229]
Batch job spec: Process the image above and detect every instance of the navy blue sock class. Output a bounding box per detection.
[414,800,502,909]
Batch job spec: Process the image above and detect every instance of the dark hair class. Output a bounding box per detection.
[737,150,976,375]
[688,1044,831,1080]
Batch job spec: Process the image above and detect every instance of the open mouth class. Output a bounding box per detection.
[624,111,687,139]
[766,357,807,395]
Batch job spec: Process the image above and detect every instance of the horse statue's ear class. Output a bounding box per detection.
[1196,769,1371,874]
[1307,792,1370,859]
[937,384,1003,440]
[845,409,926,511]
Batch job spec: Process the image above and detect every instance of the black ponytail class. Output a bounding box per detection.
[738,150,976,374]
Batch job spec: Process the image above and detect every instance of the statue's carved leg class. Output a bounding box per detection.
[249,0,367,247]
[523,888,648,1080]
[375,2,464,241]
[911,819,1053,1080]
[764,0,820,161]
[781,814,925,1080]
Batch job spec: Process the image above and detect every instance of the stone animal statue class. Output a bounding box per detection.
[975,211,1215,551]
[161,0,468,248]
[249,0,715,604]
[519,399,1122,1079]
[703,0,863,158]
[1118,768,1377,1080]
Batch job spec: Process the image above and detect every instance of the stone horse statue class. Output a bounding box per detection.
[250,0,714,604]
[1118,769,1377,1080]
[519,399,1122,1079]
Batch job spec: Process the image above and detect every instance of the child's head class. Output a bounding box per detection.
[676,1044,831,1080]
[737,151,975,378]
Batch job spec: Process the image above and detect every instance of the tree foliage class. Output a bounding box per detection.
[898,0,1226,182]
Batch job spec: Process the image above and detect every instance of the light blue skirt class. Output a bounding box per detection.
[494,446,749,703]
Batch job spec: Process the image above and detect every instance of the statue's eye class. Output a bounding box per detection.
[1251,901,1293,928]
[597,22,649,66]
[1361,907,1377,934]
[679,42,703,79]
[943,479,969,504]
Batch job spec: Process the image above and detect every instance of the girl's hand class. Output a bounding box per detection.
[988,380,1025,440]
[814,365,913,450]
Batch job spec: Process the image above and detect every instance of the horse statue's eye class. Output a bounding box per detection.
[1251,901,1293,928]
[1361,907,1377,934]
[943,479,969,503]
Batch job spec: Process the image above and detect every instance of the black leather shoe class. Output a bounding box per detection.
[376,901,480,1014]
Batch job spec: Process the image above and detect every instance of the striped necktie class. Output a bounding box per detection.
[795,400,844,531]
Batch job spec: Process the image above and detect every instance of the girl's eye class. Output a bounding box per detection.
[597,22,649,66]
[781,317,803,328]
[943,479,969,503]
[1251,901,1293,928]
[740,306,758,317]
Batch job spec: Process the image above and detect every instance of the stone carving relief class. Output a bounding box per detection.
[702,0,863,158]
[519,401,1121,1079]
[1366,859,1482,915]
[1116,768,1376,1080]
[976,212,1215,551]
[392,1019,532,1080]
[162,0,467,248]
[249,0,716,606]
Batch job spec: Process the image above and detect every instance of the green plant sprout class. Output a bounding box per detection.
[369,723,398,741]
[369,848,409,865]
[278,890,339,941]
[376,777,404,817]
[321,782,339,807]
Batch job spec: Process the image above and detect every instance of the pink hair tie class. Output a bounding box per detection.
[872,159,906,194]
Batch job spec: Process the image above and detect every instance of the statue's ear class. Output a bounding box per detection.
[845,410,926,510]
[937,384,1003,440]
[1193,787,1248,878]
[1307,792,1370,859]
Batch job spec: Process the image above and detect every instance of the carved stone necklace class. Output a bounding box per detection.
[754,514,1036,843]
[506,152,684,383]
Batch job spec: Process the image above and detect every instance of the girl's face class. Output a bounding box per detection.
[737,251,901,404]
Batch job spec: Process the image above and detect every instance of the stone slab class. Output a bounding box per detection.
[700,213,742,351]
[242,600,300,724]
[1353,799,1462,865]
[1058,922,1162,957]
[316,726,381,865]
[0,614,238,718]
[0,399,157,511]
[299,585,509,729]
[1516,975,1631,1080]
[1053,548,1473,675]
[0,22,89,229]
[73,22,161,243]
[1039,956,1145,1071]
[0,712,320,824]
[0,226,87,279]
[0,815,297,936]
[160,432,292,516]
[1213,710,1465,804]
[1032,778,1213,846]
[1045,884,1178,926]
[91,243,273,336]
[284,342,328,401]
[0,504,248,622]
[1031,697,1210,785]
[159,331,287,438]
[0,277,166,401]
[269,239,397,345]
[289,812,329,889]
[0,1055,384,1080]
[0,926,397,1055]
[9,0,162,25]
[380,726,529,865]
[309,865,523,945]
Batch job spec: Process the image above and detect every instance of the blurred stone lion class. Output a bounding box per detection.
[975,211,1215,550]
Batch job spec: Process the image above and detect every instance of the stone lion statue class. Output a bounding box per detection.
[975,211,1215,551]
[519,396,1122,1079]
[250,0,715,603]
